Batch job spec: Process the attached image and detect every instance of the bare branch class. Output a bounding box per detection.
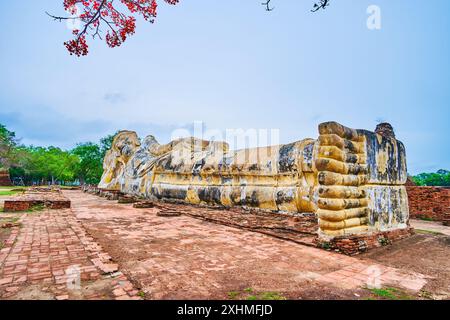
[261,0,274,11]
[311,0,331,12]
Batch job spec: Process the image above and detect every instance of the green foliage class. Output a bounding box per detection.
[227,288,286,300]
[412,170,450,186]
[0,190,21,196]
[258,292,287,300]
[99,133,117,157]
[11,146,79,184]
[227,291,240,299]
[415,229,443,236]
[367,287,413,300]
[1,123,117,185]
[72,143,104,184]
[0,124,19,168]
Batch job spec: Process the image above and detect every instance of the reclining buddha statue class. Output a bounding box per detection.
[98,121,409,241]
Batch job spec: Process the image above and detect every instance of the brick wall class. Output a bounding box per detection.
[316,228,414,255]
[0,169,12,186]
[406,186,450,222]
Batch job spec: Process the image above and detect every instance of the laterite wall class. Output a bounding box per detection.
[406,186,450,222]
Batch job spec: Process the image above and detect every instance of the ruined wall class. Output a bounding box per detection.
[0,169,12,186]
[98,121,410,242]
[406,186,449,222]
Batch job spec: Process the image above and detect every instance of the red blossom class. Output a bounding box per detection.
[54,0,179,56]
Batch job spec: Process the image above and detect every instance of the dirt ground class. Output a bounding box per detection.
[1,190,448,300]
[361,232,450,299]
[65,191,436,300]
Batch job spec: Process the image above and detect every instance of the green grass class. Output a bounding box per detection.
[1,216,21,224]
[257,292,287,300]
[367,287,414,300]
[228,288,286,301]
[27,204,45,212]
[227,291,240,299]
[415,229,443,236]
[0,186,26,190]
[1,203,45,213]
[0,190,21,196]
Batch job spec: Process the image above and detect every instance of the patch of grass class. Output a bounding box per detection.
[419,290,434,300]
[0,190,21,196]
[418,215,434,221]
[319,242,331,250]
[228,288,286,301]
[227,291,240,299]
[1,204,45,214]
[259,291,287,300]
[367,287,414,300]
[1,216,21,224]
[378,237,391,246]
[28,204,45,212]
[415,229,443,236]
[137,291,145,298]
[369,288,398,300]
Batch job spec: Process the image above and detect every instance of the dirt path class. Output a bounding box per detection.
[66,190,430,300]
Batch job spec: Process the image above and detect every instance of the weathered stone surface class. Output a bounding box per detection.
[375,122,396,139]
[98,122,410,243]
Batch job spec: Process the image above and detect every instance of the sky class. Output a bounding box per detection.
[0,0,449,174]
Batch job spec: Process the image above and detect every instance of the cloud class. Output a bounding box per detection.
[104,92,127,104]
[0,106,113,149]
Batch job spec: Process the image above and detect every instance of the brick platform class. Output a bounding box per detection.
[0,209,141,300]
[316,227,415,256]
[406,186,450,223]
[3,188,71,212]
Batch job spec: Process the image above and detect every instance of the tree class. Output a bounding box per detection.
[49,0,332,56]
[0,124,19,168]
[99,132,117,158]
[412,170,450,187]
[1,123,117,185]
[16,146,79,185]
[72,142,104,184]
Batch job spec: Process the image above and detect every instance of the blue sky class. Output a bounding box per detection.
[0,0,449,174]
